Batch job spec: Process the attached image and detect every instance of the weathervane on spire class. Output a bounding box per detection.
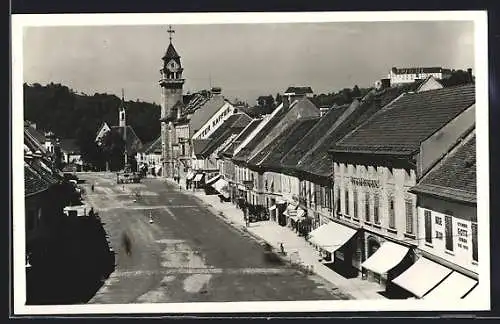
[167,25,175,43]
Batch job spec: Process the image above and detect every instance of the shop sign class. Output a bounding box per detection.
[336,250,345,261]
[351,177,380,188]
[457,222,469,250]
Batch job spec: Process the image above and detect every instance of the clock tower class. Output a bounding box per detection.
[159,25,185,178]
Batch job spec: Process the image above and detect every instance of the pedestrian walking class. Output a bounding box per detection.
[91,183,95,192]
[280,242,285,255]
[89,207,95,217]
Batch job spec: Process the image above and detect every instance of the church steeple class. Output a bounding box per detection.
[159,25,185,179]
[119,88,126,127]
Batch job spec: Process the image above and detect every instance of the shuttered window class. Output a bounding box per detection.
[388,197,395,229]
[424,210,432,243]
[405,199,414,234]
[445,215,453,251]
[374,194,380,224]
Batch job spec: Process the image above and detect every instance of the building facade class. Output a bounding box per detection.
[388,67,451,85]
[324,84,475,294]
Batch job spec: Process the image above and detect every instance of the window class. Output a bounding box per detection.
[344,190,349,216]
[435,216,443,226]
[374,194,380,224]
[405,199,414,234]
[445,215,453,251]
[388,197,395,229]
[425,210,432,243]
[365,192,370,222]
[353,189,358,219]
[472,222,478,261]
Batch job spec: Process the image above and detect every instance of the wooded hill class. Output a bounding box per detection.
[23,82,161,144]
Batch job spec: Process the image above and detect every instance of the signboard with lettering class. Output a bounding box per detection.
[351,177,380,188]
[457,222,469,250]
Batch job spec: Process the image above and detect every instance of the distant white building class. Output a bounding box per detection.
[388,67,451,85]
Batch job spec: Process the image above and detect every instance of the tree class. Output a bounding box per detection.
[100,131,126,171]
[352,85,361,98]
[441,69,474,87]
[275,93,283,105]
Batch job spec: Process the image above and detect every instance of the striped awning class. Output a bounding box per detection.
[206,174,221,185]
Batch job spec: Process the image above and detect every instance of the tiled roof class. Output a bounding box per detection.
[162,43,181,65]
[199,114,252,158]
[24,127,47,155]
[297,84,421,177]
[25,125,46,144]
[281,104,349,169]
[220,118,263,158]
[332,84,475,155]
[192,139,212,156]
[232,103,290,163]
[27,158,60,185]
[284,86,314,95]
[111,125,143,153]
[142,136,161,154]
[59,139,80,154]
[411,133,476,204]
[183,93,211,116]
[257,118,320,170]
[189,95,229,137]
[25,162,50,197]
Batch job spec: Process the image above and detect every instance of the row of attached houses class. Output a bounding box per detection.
[184,79,478,300]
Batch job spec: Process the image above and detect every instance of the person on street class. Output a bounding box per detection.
[91,183,95,192]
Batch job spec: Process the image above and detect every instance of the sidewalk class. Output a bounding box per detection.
[165,177,386,300]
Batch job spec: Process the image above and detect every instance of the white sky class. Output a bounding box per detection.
[23,21,474,104]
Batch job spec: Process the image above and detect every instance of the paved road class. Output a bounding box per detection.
[79,173,350,303]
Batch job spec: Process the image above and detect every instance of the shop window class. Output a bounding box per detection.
[472,222,478,261]
[388,197,395,229]
[405,199,414,234]
[374,194,380,224]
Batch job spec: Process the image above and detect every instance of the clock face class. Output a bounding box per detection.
[168,60,178,71]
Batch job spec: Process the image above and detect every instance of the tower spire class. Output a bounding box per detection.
[167,25,175,44]
[121,88,125,103]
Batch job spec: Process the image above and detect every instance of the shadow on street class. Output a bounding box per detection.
[26,214,115,305]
